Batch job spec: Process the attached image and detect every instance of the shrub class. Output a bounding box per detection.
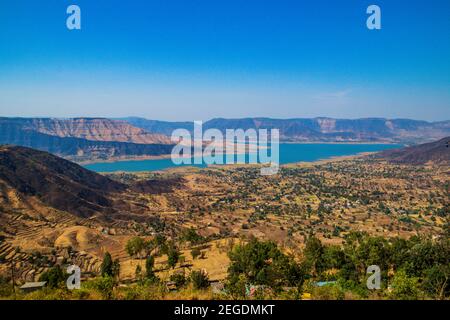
[191,248,201,260]
[170,273,187,289]
[190,270,209,290]
[91,276,115,299]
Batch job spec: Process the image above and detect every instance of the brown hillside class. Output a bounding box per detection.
[0,145,126,218]
[375,136,450,165]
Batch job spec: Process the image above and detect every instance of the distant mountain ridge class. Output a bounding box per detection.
[9,117,171,144]
[122,117,450,144]
[1,116,449,162]
[0,118,174,162]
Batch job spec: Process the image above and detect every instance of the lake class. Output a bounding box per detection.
[83,143,401,173]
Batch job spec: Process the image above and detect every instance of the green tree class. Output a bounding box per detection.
[145,255,157,281]
[39,265,65,289]
[390,269,421,300]
[126,237,146,259]
[182,227,204,245]
[422,264,449,300]
[101,252,114,277]
[112,259,121,279]
[135,265,143,283]
[154,234,167,256]
[227,238,302,291]
[303,236,324,276]
[167,244,180,269]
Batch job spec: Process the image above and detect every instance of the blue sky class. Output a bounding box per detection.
[0,0,449,121]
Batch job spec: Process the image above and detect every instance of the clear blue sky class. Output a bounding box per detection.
[0,0,449,121]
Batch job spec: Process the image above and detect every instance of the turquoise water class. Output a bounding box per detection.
[83,143,401,173]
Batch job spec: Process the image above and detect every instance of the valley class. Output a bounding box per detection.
[0,142,448,296]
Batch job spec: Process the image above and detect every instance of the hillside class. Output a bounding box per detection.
[0,146,126,218]
[375,136,450,165]
[124,117,450,144]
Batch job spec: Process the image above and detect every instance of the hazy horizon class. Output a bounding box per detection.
[0,115,449,123]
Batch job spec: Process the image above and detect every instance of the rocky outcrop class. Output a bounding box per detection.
[25,118,171,144]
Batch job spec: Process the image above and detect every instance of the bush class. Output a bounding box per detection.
[91,276,115,299]
[312,284,345,300]
[0,276,12,297]
[170,273,187,289]
[191,248,201,260]
[190,270,209,290]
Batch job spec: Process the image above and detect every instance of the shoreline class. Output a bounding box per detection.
[75,141,401,165]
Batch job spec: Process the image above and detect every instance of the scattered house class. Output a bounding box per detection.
[245,284,270,297]
[20,281,47,293]
[210,281,225,295]
[314,281,337,287]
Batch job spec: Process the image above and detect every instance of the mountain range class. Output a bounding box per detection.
[1,116,449,162]
[122,117,450,144]
[0,117,174,162]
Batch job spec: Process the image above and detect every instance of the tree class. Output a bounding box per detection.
[390,269,420,300]
[126,237,146,259]
[423,264,449,300]
[135,265,142,281]
[145,255,157,281]
[227,238,301,291]
[39,265,65,288]
[154,234,167,256]
[303,236,324,276]
[167,245,180,269]
[112,259,121,280]
[182,227,204,245]
[190,270,209,289]
[101,252,114,277]
[321,245,345,271]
